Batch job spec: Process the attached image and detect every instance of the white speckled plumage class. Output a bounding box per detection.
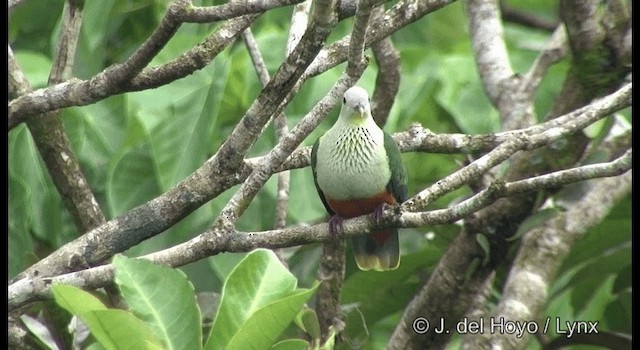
[315,87,391,200]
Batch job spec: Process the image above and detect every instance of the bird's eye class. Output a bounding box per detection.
[343,97,346,104]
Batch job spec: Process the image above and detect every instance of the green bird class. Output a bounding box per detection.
[311,86,408,271]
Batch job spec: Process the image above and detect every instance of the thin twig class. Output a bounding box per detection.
[521,27,568,96]
[305,0,457,77]
[7,2,270,128]
[8,149,631,310]
[212,0,339,227]
[183,0,305,22]
[500,0,559,31]
[10,82,629,285]
[370,7,400,127]
[487,168,631,349]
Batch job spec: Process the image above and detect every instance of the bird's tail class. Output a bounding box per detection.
[351,229,399,271]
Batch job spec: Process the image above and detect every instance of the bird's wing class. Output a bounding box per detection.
[383,132,409,203]
[311,137,335,215]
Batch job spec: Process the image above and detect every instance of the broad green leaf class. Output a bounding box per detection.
[560,195,631,271]
[106,143,161,216]
[604,289,631,333]
[435,55,500,134]
[568,244,630,313]
[575,275,616,321]
[81,309,164,350]
[12,51,51,89]
[8,126,75,246]
[208,253,248,283]
[206,249,313,349]
[113,255,202,350]
[132,37,232,191]
[52,284,108,314]
[226,285,319,349]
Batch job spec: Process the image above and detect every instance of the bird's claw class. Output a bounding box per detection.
[328,215,344,240]
[371,203,389,223]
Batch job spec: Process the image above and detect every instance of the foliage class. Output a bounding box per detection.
[9,0,630,349]
[49,250,317,349]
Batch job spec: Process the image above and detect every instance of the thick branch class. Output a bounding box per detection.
[488,169,631,349]
[404,82,631,211]
[213,0,338,226]
[370,7,401,127]
[467,0,514,107]
[9,150,631,310]
[9,0,300,128]
[22,0,106,234]
[8,46,31,99]
[11,82,629,284]
[306,0,458,76]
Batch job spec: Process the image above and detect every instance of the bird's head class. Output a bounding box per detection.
[339,86,372,125]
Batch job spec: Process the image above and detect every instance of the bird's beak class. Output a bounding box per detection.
[354,104,365,118]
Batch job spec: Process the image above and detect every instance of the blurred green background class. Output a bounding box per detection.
[9,0,630,348]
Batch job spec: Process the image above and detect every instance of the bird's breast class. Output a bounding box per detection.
[316,127,391,201]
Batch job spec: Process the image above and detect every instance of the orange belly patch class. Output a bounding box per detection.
[325,191,397,219]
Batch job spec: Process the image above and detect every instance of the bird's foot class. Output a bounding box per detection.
[371,203,390,223]
[328,215,344,240]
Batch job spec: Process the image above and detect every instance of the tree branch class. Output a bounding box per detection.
[467,0,537,131]
[499,0,559,32]
[487,167,631,349]
[521,26,567,97]
[403,82,631,211]
[8,0,307,128]
[8,46,31,99]
[9,149,630,310]
[370,6,401,127]
[467,0,513,107]
[213,0,338,227]
[305,0,458,77]
[22,0,107,234]
[11,82,629,285]
[183,0,305,22]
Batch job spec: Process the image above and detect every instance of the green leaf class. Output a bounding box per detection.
[8,175,35,278]
[106,143,161,216]
[604,289,631,333]
[51,284,108,314]
[9,125,74,247]
[113,255,202,350]
[208,252,249,283]
[80,309,165,350]
[52,284,163,349]
[206,249,318,350]
[20,314,61,350]
[12,51,52,89]
[132,41,232,191]
[568,244,630,313]
[295,306,321,339]
[226,286,319,349]
[435,55,500,134]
